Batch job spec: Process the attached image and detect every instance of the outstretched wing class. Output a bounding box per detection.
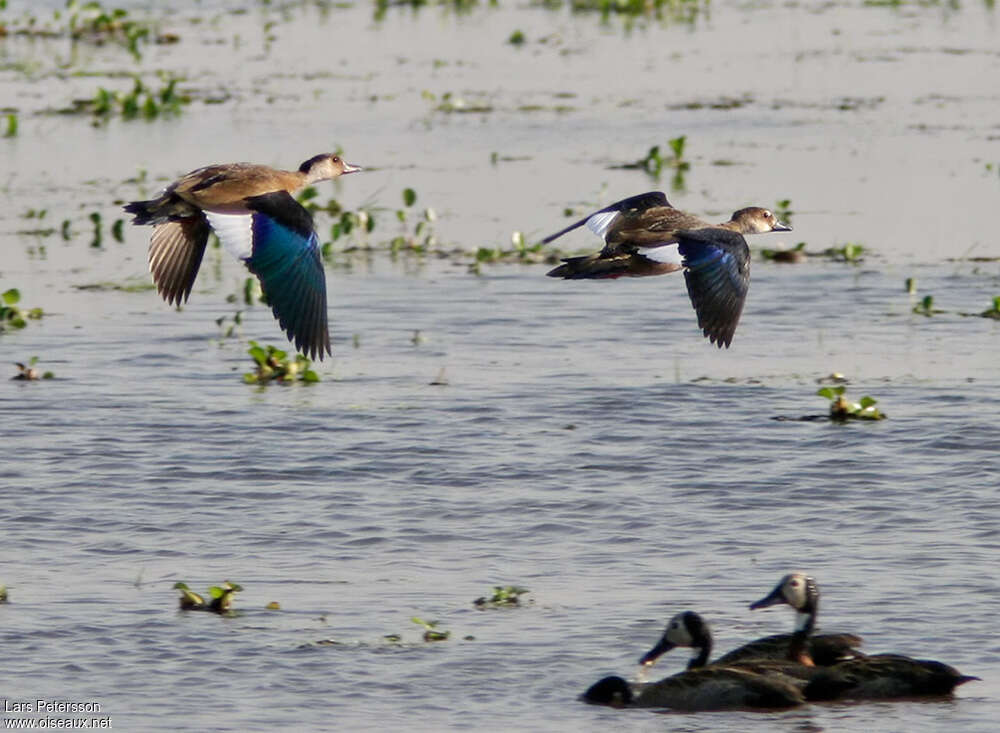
[204,191,330,360]
[676,228,750,348]
[148,216,211,306]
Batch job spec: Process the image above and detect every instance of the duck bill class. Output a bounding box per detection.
[772,221,792,232]
[341,162,363,174]
[749,581,788,610]
[638,637,675,667]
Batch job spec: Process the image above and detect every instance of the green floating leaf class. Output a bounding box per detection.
[2,289,21,305]
[402,187,417,207]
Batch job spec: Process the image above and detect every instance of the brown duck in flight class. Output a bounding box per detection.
[543,192,790,347]
[124,153,362,360]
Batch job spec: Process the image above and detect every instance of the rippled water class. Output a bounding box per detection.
[2,0,999,731]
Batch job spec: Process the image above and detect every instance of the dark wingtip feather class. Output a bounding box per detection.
[243,197,330,361]
[676,228,751,347]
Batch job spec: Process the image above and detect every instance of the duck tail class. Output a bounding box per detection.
[123,193,195,226]
[122,199,161,225]
[546,254,626,280]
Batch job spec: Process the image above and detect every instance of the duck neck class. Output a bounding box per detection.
[789,591,818,665]
[688,634,712,669]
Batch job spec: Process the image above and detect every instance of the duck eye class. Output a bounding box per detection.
[331,156,340,163]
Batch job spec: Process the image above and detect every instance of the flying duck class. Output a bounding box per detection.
[543,192,791,347]
[581,610,805,711]
[749,573,980,700]
[124,153,362,360]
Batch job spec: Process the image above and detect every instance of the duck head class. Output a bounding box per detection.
[581,675,633,708]
[639,610,712,670]
[729,207,792,234]
[298,153,363,183]
[750,573,819,665]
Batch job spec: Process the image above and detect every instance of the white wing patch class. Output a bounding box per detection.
[637,244,682,266]
[585,211,619,240]
[205,211,254,262]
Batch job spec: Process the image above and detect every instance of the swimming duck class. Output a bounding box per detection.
[642,608,862,671]
[124,153,362,360]
[542,192,790,348]
[750,572,980,700]
[582,611,805,711]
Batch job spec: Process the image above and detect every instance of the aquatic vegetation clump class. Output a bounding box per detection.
[614,136,690,190]
[12,357,54,381]
[759,241,806,263]
[470,231,550,274]
[818,386,886,421]
[825,242,866,263]
[562,0,706,23]
[173,581,242,614]
[0,289,44,332]
[773,199,793,226]
[411,617,450,642]
[979,296,1000,320]
[389,187,438,254]
[0,0,171,60]
[912,294,944,316]
[244,341,320,385]
[474,585,531,608]
[373,0,483,22]
[89,76,188,123]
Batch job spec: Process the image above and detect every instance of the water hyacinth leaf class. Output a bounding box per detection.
[248,343,268,366]
[859,396,877,409]
[403,188,417,207]
[2,289,20,305]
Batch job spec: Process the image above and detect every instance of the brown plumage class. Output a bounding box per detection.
[544,193,790,280]
[541,192,790,347]
[124,153,362,360]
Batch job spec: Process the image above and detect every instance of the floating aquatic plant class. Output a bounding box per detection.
[3,113,16,138]
[0,288,44,332]
[470,231,547,273]
[773,199,793,224]
[0,0,172,60]
[817,386,886,421]
[565,0,705,23]
[508,29,526,45]
[980,296,1000,320]
[825,242,866,263]
[411,617,450,642]
[244,341,320,385]
[373,0,482,21]
[12,357,54,381]
[912,294,944,316]
[390,187,438,254]
[424,90,494,114]
[215,311,243,340]
[759,241,806,263]
[474,585,531,608]
[173,581,242,614]
[0,584,7,603]
[86,75,188,123]
[616,136,690,189]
